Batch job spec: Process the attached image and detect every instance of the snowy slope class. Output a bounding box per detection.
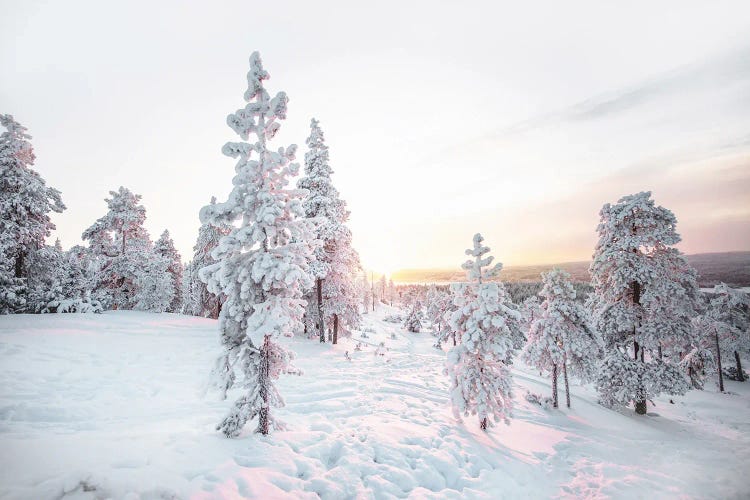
[0,308,748,499]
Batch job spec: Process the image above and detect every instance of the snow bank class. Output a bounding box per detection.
[0,309,748,499]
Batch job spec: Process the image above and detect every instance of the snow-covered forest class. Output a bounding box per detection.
[2,24,750,500]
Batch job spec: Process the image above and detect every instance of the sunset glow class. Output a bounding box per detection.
[1,1,748,272]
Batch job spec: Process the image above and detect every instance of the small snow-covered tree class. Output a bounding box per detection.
[191,197,231,318]
[696,284,749,389]
[0,115,65,313]
[200,52,315,436]
[446,233,519,430]
[590,192,694,414]
[523,269,600,408]
[133,254,173,312]
[403,299,423,333]
[387,279,395,306]
[154,229,183,312]
[322,225,362,344]
[426,286,452,344]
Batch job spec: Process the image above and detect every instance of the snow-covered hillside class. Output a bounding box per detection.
[1,308,748,499]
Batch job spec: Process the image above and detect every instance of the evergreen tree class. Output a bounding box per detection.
[697,284,749,389]
[191,197,231,318]
[403,299,423,333]
[133,253,174,312]
[82,187,151,309]
[523,269,600,408]
[426,286,453,345]
[590,192,694,414]
[322,225,362,344]
[297,118,361,343]
[200,52,315,437]
[181,261,195,315]
[387,279,395,306]
[154,229,183,312]
[446,233,519,430]
[0,115,65,313]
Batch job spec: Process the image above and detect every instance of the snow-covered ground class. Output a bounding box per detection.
[1,307,748,499]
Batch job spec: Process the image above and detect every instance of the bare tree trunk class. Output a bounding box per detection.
[452,332,456,346]
[633,280,647,415]
[716,333,724,392]
[332,314,339,344]
[257,335,270,435]
[14,250,24,279]
[316,278,325,343]
[563,359,570,408]
[480,417,487,431]
[735,351,745,382]
[552,363,559,408]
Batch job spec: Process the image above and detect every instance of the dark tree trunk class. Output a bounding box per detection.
[257,336,270,435]
[14,250,25,279]
[122,232,126,254]
[735,351,745,382]
[452,332,456,346]
[716,333,724,392]
[332,314,339,344]
[480,417,487,431]
[552,363,559,408]
[632,280,647,415]
[316,278,325,343]
[563,360,570,408]
[658,344,663,361]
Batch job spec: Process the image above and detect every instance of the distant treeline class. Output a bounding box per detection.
[392,251,750,287]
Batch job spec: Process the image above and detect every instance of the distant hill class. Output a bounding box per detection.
[392,251,750,287]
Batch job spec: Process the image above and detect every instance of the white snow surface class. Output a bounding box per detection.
[1,307,748,499]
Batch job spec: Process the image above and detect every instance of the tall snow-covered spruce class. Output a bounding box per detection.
[590,192,695,414]
[0,115,65,313]
[200,52,315,437]
[446,233,521,430]
[297,118,362,343]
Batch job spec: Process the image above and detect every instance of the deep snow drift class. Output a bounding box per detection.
[0,308,748,499]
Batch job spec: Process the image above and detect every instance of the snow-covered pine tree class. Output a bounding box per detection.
[200,51,315,437]
[0,115,65,313]
[154,229,183,312]
[378,275,387,303]
[403,299,423,333]
[82,187,152,309]
[523,269,600,408]
[426,286,453,345]
[590,192,694,414]
[322,224,362,344]
[191,197,231,318]
[388,279,395,306]
[446,233,519,430]
[133,253,173,312]
[698,284,749,388]
[297,118,361,343]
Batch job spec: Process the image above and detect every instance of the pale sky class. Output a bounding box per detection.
[2,0,749,274]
